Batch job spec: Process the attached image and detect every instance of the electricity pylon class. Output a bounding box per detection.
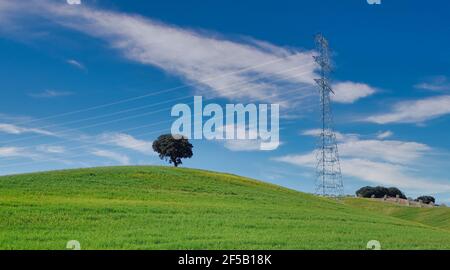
[313,34,344,197]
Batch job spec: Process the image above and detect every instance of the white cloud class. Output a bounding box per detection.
[376,130,393,139]
[301,129,429,164]
[0,1,373,107]
[0,146,72,165]
[214,124,280,151]
[36,145,65,154]
[300,128,351,141]
[274,130,450,193]
[331,81,376,103]
[275,152,316,167]
[29,89,74,98]
[28,0,316,105]
[414,76,450,92]
[66,0,81,5]
[275,152,450,193]
[365,95,450,124]
[223,140,263,151]
[0,123,55,136]
[99,133,155,155]
[0,147,26,158]
[66,59,85,70]
[91,149,130,165]
[340,158,450,192]
[300,129,323,137]
[0,146,43,160]
[0,1,14,20]
[339,139,430,164]
[0,113,34,123]
[222,125,259,151]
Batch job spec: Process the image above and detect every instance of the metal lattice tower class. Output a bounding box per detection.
[313,34,344,197]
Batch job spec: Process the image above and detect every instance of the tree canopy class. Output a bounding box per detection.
[356,186,406,199]
[152,134,193,167]
[416,196,435,204]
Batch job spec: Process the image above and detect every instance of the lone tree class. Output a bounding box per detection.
[152,134,193,167]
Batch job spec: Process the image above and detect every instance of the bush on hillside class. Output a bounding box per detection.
[356,186,406,199]
[415,196,435,204]
[387,187,406,199]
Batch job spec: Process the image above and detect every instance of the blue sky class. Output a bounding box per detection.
[1,0,450,202]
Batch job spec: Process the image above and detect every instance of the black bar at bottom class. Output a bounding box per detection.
[0,250,448,268]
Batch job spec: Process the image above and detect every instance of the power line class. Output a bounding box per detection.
[0,85,316,168]
[0,84,315,164]
[0,68,316,162]
[10,54,314,126]
[1,65,316,148]
[0,63,315,145]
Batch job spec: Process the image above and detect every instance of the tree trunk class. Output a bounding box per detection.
[171,157,178,167]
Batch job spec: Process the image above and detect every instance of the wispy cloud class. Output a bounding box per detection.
[223,140,264,152]
[0,0,375,107]
[0,123,55,136]
[415,76,450,92]
[0,113,34,123]
[300,129,351,141]
[67,0,81,6]
[34,0,316,105]
[332,81,377,103]
[36,145,65,154]
[91,149,130,165]
[99,132,155,155]
[66,59,86,70]
[338,138,430,164]
[28,89,74,98]
[0,147,27,158]
[376,130,393,139]
[0,146,43,160]
[339,158,450,193]
[213,124,281,151]
[365,95,450,124]
[300,129,428,164]
[275,130,450,193]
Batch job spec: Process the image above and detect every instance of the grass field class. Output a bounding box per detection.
[344,198,450,231]
[0,166,450,250]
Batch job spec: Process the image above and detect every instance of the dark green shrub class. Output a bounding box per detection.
[415,196,435,204]
[356,186,406,199]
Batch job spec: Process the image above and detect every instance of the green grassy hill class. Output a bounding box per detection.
[344,198,450,231]
[0,166,449,250]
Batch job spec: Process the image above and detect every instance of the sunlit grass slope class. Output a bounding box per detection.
[343,197,450,231]
[1,166,450,249]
